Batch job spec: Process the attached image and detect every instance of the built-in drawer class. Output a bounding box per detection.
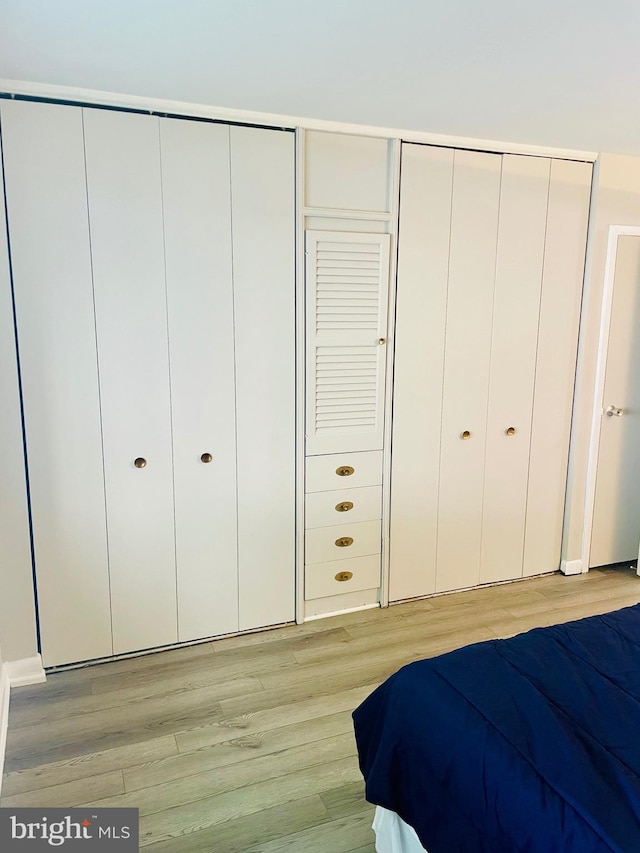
[305,519,381,564]
[305,485,381,529]
[305,450,383,493]
[305,554,381,600]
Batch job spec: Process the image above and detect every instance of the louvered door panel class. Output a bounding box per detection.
[306,231,390,455]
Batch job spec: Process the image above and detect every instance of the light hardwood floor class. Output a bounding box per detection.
[2,566,639,851]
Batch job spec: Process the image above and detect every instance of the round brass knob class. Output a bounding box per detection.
[461,431,471,440]
[506,427,516,436]
[335,537,354,547]
[335,501,354,513]
[201,453,213,463]
[335,571,353,582]
[134,457,147,469]
[378,338,386,345]
[336,466,354,477]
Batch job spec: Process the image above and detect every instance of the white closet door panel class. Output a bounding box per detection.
[0,141,35,663]
[480,156,550,584]
[591,237,640,566]
[83,108,177,654]
[230,126,295,631]
[436,150,501,593]
[306,230,390,455]
[159,118,238,642]
[1,101,112,666]
[523,160,591,576]
[390,144,453,601]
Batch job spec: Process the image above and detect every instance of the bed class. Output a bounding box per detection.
[352,603,640,852]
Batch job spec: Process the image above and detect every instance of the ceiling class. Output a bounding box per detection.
[1,0,640,155]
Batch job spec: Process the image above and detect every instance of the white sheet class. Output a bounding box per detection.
[372,806,427,853]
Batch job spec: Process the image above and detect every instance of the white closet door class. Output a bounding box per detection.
[1,100,112,666]
[480,156,550,583]
[230,126,295,631]
[305,231,390,456]
[83,109,177,655]
[524,160,591,576]
[390,144,453,601]
[159,118,239,642]
[436,150,501,593]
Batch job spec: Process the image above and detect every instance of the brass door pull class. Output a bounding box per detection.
[505,427,516,436]
[201,453,213,463]
[335,571,353,582]
[461,431,471,440]
[335,501,354,512]
[336,466,354,477]
[335,537,354,547]
[134,457,147,468]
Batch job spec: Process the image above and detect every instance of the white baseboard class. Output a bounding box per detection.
[0,662,10,797]
[6,655,47,687]
[560,559,584,576]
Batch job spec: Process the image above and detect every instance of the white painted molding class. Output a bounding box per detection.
[6,654,47,687]
[580,225,640,574]
[560,559,584,576]
[0,78,598,163]
[0,662,10,797]
[304,602,380,621]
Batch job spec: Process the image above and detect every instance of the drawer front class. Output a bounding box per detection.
[305,485,381,529]
[305,450,383,493]
[305,554,381,600]
[305,519,381,564]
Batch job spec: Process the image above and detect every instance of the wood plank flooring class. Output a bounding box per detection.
[2,566,640,851]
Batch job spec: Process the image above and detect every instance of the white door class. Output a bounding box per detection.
[83,109,178,655]
[590,235,640,567]
[230,126,296,631]
[436,150,502,592]
[1,100,112,668]
[159,117,239,643]
[305,231,390,456]
[479,155,550,584]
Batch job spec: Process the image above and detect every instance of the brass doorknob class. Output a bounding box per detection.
[134,457,147,468]
[461,431,471,440]
[335,537,354,547]
[201,453,213,463]
[506,427,516,436]
[335,501,354,512]
[336,466,354,477]
[378,338,386,345]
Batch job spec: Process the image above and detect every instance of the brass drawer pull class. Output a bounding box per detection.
[505,427,516,436]
[335,537,354,547]
[335,571,353,582]
[201,452,213,463]
[134,457,147,468]
[335,501,354,513]
[336,465,355,477]
[461,431,471,440]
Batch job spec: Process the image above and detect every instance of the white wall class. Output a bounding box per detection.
[0,162,38,663]
[0,0,640,155]
[564,153,640,567]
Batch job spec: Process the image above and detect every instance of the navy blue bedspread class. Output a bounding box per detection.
[352,604,640,852]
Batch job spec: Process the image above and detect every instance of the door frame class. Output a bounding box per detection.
[581,224,640,573]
